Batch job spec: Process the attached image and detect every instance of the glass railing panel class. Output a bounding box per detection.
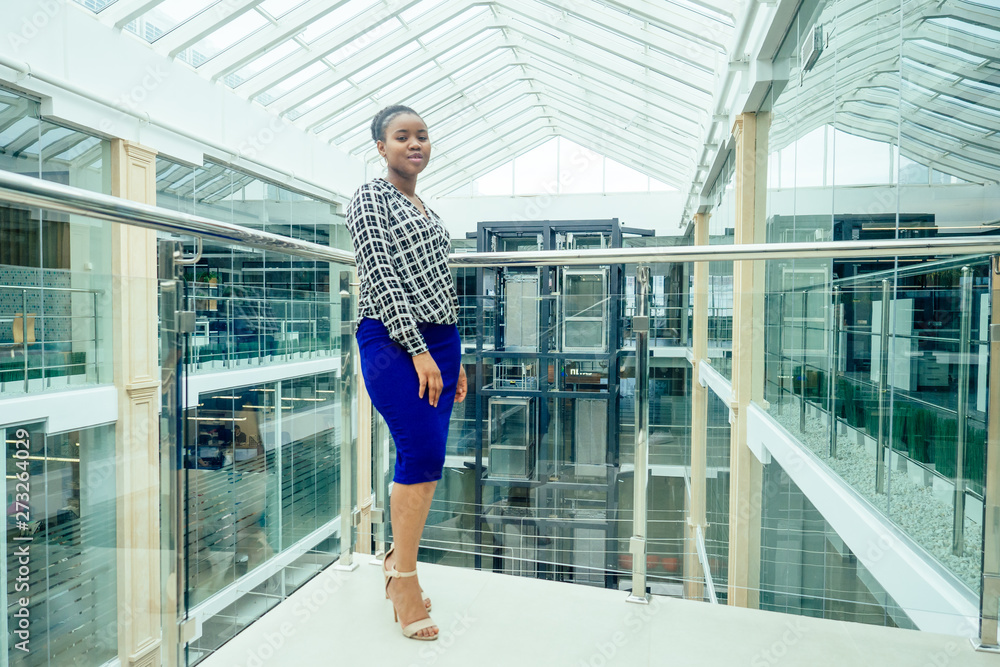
[0,205,114,396]
[184,380,278,607]
[3,268,154,667]
[763,255,989,597]
[704,389,731,602]
[183,280,338,372]
[707,259,734,380]
[4,420,120,666]
[161,235,356,665]
[759,457,918,628]
[374,277,697,595]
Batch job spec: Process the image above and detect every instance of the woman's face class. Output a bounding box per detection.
[378,113,431,179]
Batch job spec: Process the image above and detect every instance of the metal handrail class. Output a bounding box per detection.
[0,284,103,295]
[4,169,1000,266]
[449,239,1000,266]
[0,170,355,266]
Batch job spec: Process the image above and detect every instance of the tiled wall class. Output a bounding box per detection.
[0,265,73,346]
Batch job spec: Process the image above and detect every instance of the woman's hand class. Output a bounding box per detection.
[456,365,468,403]
[412,351,443,407]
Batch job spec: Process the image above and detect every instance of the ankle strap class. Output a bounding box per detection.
[386,567,418,579]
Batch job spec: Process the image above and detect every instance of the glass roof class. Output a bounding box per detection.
[71,0,1000,193]
[71,0,744,195]
[766,0,1000,186]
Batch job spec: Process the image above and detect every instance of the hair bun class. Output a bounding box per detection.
[371,105,421,143]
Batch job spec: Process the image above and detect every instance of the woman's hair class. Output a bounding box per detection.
[370,105,422,143]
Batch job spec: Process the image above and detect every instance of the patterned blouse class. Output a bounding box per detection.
[345,177,458,356]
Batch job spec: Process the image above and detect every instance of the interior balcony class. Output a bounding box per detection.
[197,555,994,667]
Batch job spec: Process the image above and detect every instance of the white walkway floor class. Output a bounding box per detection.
[200,555,995,667]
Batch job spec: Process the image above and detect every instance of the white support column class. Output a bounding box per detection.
[727,113,767,609]
[110,139,163,667]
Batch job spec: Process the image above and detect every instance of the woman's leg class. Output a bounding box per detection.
[385,480,438,638]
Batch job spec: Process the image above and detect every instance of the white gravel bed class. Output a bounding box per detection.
[770,401,981,593]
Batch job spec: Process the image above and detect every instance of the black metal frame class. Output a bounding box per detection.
[465,218,653,588]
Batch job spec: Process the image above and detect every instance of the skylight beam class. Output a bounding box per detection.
[240,0,478,100]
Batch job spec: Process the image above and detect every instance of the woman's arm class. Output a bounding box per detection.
[346,184,428,357]
[346,185,443,405]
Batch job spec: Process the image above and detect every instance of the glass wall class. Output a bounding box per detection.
[184,372,343,605]
[760,458,915,628]
[156,158,348,372]
[704,389,731,603]
[179,294,353,663]
[758,0,998,600]
[5,422,118,666]
[706,153,736,379]
[0,88,113,395]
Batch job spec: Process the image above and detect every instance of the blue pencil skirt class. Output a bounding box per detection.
[356,317,460,484]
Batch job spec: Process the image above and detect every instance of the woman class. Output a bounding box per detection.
[345,105,467,641]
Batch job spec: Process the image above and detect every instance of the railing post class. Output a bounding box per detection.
[829,286,841,458]
[627,264,651,605]
[93,291,100,384]
[777,292,785,404]
[158,241,189,666]
[977,256,1000,651]
[954,266,972,555]
[335,270,358,571]
[800,290,807,433]
[876,279,891,495]
[22,289,28,392]
[686,212,709,602]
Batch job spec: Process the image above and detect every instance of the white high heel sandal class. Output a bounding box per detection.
[383,559,439,640]
[382,543,432,610]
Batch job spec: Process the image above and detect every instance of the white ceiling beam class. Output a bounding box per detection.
[543,116,691,186]
[424,80,534,136]
[418,110,554,180]
[267,12,502,114]
[521,64,702,142]
[505,27,711,114]
[424,112,688,197]
[400,111,553,175]
[497,4,714,98]
[421,95,690,193]
[422,125,557,196]
[338,77,533,154]
[6,124,48,155]
[524,0,720,70]
[0,99,32,135]
[40,133,94,159]
[516,75,697,169]
[512,43,707,130]
[586,0,732,49]
[200,0,380,80]
[425,97,544,154]
[67,141,105,170]
[103,0,170,29]
[156,0,267,57]
[309,45,516,133]
[337,74,528,151]
[241,0,482,99]
[309,41,515,136]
